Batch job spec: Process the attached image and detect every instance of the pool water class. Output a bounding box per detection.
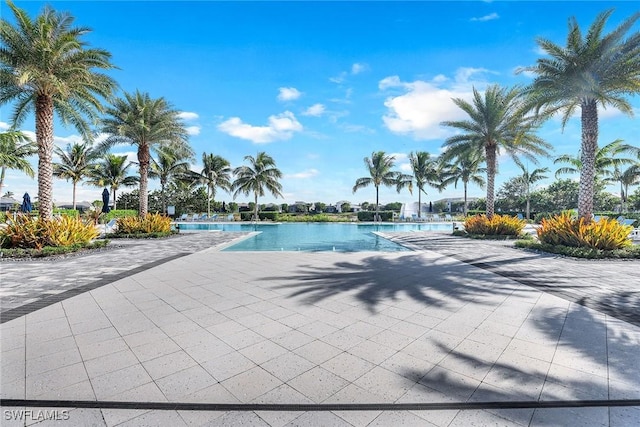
[176,222,454,252]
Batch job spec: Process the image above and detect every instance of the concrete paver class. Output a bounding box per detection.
[1,230,639,426]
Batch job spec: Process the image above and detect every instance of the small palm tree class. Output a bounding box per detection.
[440,150,486,216]
[0,1,117,218]
[195,153,232,217]
[0,130,37,195]
[554,139,639,180]
[607,164,640,213]
[232,152,283,221]
[101,91,188,216]
[149,142,194,214]
[53,142,101,209]
[408,151,442,218]
[353,151,408,221]
[442,85,551,218]
[522,10,640,220]
[515,162,549,220]
[86,154,138,210]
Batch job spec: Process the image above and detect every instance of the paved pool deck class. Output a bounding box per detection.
[1,231,639,426]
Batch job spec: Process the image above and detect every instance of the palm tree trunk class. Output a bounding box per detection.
[485,144,497,219]
[0,166,6,196]
[526,185,530,220]
[207,186,211,217]
[417,187,422,219]
[138,145,150,217]
[463,181,468,216]
[254,192,258,221]
[36,95,55,219]
[161,178,167,214]
[112,187,117,210]
[72,182,77,210]
[375,186,380,222]
[579,100,598,221]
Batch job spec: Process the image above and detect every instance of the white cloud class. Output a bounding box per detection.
[329,72,347,84]
[277,87,302,102]
[470,12,499,22]
[302,104,326,117]
[0,121,10,131]
[286,169,319,179]
[217,111,303,143]
[380,69,493,140]
[186,126,201,136]
[351,63,367,75]
[178,111,199,121]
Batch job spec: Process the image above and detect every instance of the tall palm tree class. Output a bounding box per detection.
[0,130,37,195]
[149,142,194,214]
[442,85,551,218]
[353,151,408,221]
[232,152,283,221]
[440,150,486,216]
[53,142,100,209]
[195,153,232,217]
[101,91,188,216]
[408,151,442,218]
[86,154,138,210]
[515,162,549,220]
[522,10,640,220]
[554,139,639,180]
[0,1,117,218]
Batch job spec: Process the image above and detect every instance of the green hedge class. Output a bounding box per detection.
[102,209,138,222]
[357,211,394,222]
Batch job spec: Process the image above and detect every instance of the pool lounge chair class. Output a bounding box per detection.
[178,213,188,221]
[227,214,235,221]
[630,227,640,240]
[445,214,453,221]
[432,214,441,221]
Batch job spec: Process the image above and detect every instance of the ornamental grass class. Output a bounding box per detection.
[463,214,526,236]
[537,212,632,251]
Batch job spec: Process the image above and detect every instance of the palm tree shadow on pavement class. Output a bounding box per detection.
[266,253,535,313]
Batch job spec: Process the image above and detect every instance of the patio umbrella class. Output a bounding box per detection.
[429,201,433,213]
[222,201,226,213]
[21,192,32,213]
[101,188,111,213]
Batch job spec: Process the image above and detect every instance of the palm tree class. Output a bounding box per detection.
[86,154,138,210]
[515,162,549,220]
[442,85,551,218]
[554,139,639,180]
[232,152,283,221]
[607,163,640,213]
[408,151,442,218]
[149,143,194,214]
[440,150,486,216]
[53,142,101,209]
[101,91,188,216]
[353,151,408,222]
[0,1,117,218]
[195,153,232,217]
[522,10,640,220]
[0,130,37,195]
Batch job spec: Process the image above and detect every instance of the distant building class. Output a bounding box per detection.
[336,201,362,213]
[433,197,480,212]
[0,196,20,211]
[55,201,92,211]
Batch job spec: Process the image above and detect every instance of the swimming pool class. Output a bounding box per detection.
[176,222,454,252]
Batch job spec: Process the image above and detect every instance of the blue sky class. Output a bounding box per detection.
[2,1,639,207]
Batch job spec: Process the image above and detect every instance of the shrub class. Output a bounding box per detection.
[537,212,632,250]
[116,213,171,234]
[357,211,394,222]
[515,239,640,259]
[463,214,526,236]
[103,209,138,222]
[0,214,99,249]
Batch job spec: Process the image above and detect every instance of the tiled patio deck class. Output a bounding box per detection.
[1,232,639,426]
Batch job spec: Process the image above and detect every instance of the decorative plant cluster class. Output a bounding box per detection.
[536,212,632,250]
[463,214,526,236]
[0,214,99,250]
[115,213,172,234]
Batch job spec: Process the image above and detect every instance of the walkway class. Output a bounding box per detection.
[1,231,639,426]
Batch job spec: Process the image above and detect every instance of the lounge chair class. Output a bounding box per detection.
[629,227,640,240]
[227,214,235,221]
[199,213,208,221]
[210,214,218,221]
[444,214,453,221]
[178,213,188,221]
[432,214,441,221]
[619,218,635,226]
[516,213,524,220]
